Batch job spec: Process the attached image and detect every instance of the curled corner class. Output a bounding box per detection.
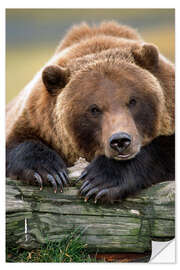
[150,239,175,263]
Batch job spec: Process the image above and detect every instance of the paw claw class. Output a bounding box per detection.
[76,170,87,183]
[95,189,109,202]
[80,183,92,195]
[47,174,57,191]
[62,170,70,185]
[54,174,63,191]
[59,172,69,186]
[81,187,99,202]
[80,180,89,192]
[85,187,99,201]
[34,172,43,189]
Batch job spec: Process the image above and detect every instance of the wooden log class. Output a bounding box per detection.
[6,158,175,253]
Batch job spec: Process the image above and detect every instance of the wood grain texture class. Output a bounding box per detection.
[6,158,175,252]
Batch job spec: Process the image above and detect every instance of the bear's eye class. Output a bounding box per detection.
[89,104,102,116]
[128,98,137,107]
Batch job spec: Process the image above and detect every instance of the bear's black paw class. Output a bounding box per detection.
[6,141,69,193]
[76,156,125,203]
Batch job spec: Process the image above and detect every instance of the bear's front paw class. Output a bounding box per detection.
[7,160,69,193]
[6,141,69,193]
[76,156,123,203]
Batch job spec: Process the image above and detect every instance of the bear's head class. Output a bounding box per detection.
[42,44,174,163]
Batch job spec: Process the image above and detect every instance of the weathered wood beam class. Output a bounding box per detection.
[6,158,175,252]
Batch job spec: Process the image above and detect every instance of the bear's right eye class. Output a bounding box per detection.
[128,98,137,107]
[89,104,102,116]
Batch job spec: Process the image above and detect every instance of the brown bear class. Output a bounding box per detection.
[6,21,175,203]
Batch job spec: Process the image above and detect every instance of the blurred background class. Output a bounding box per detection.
[6,9,175,103]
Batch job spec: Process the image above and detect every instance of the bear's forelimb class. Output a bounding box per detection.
[79,135,175,203]
[6,140,69,193]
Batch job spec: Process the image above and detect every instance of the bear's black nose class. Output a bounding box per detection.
[109,132,131,153]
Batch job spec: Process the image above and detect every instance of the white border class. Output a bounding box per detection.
[0,1,177,8]
[1,0,179,269]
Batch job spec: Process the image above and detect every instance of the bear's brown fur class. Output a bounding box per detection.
[6,21,175,202]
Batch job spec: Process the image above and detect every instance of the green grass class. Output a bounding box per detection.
[6,229,98,263]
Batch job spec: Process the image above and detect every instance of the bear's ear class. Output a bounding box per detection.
[132,43,159,70]
[42,64,69,94]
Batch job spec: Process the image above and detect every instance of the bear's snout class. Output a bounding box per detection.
[109,132,131,155]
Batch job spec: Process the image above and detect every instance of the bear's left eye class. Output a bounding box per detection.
[128,98,137,107]
[89,104,102,116]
